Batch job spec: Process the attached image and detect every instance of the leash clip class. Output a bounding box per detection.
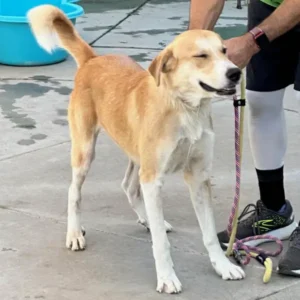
[233,98,246,107]
[232,249,243,265]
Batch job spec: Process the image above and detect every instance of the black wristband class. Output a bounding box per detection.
[249,27,270,50]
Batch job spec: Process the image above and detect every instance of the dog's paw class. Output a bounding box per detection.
[164,221,173,232]
[66,228,86,251]
[138,219,173,233]
[156,272,182,294]
[212,258,245,280]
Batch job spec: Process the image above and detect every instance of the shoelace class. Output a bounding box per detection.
[238,203,266,235]
[238,203,258,224]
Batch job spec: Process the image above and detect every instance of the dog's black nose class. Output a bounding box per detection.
[226,68,241,83]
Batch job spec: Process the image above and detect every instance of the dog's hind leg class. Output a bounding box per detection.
[66,95,98,251]
[122,160,147,225]
[122,160,172,232]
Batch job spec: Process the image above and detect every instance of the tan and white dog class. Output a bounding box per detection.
[28,5,245,294]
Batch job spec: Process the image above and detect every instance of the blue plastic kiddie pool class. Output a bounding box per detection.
[0,1,84,66]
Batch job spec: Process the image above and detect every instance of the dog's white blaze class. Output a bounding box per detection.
[214,59,237,86]
[195,38,220,51]
[195,38,237,90]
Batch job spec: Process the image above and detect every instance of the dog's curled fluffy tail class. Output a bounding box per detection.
[27,5,96,67]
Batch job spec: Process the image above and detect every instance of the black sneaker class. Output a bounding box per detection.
[278,224,300,277]
[218,200,297,249]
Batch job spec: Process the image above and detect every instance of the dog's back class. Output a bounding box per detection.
[71,54,160,159]
[28,5,164,159]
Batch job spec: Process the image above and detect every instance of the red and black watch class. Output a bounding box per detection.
[249,27,270,50]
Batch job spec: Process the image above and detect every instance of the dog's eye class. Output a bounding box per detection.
[194,54,208,58]
[222,48,227,54]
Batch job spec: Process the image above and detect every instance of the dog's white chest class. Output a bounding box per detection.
[159,101,214,175]
[164,138,195,173]
[163,127,214,174]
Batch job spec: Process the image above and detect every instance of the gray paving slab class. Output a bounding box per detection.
[77,1,148,44]
[94,1,247,48]
[262,283,300,299]
[0,143,299,300]
[0,47,159,80]
[0,79,72,159]
[1,0,300,299]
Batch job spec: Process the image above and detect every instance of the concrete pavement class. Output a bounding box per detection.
[1,1,300,299]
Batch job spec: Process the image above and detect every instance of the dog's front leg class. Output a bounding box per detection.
[141,176,182,294]
[184,167,245,280]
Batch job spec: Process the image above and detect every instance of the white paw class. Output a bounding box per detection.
[164,221,173,232]
[66,228,86,251]
[156,272,182,294]
[138,218,173,232]
[212,257,245,280]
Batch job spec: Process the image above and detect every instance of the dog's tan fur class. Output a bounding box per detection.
[28,5,245,294]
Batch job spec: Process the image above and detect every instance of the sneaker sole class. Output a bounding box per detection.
[221,220,298,249]
[277,267,300,277]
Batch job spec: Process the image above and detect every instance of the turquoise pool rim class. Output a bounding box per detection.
[0,3,84,66]
[0,3,84,23]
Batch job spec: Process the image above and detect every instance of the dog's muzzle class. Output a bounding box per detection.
[199,81,237,96]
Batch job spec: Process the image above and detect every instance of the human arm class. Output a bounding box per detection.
[225,0,300,68]
[188,0,225,30]
[258,0,300,41]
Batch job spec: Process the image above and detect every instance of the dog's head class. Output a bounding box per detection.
[148,30,241,107]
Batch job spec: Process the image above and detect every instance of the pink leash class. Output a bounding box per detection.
[226,93,283,266]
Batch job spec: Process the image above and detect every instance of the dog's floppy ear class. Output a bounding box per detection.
[148,49,177,86]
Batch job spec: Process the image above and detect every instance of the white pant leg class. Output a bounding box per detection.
[247,89,287,170]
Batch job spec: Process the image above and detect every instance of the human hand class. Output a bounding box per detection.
[224,33,260,69]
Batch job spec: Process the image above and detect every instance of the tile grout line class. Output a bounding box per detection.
[284,107,299,114]
[0,205,207,257]
[255,280,300,300]
[0,140,71,162]
[89,0,152,46]
[0,205,270,270]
